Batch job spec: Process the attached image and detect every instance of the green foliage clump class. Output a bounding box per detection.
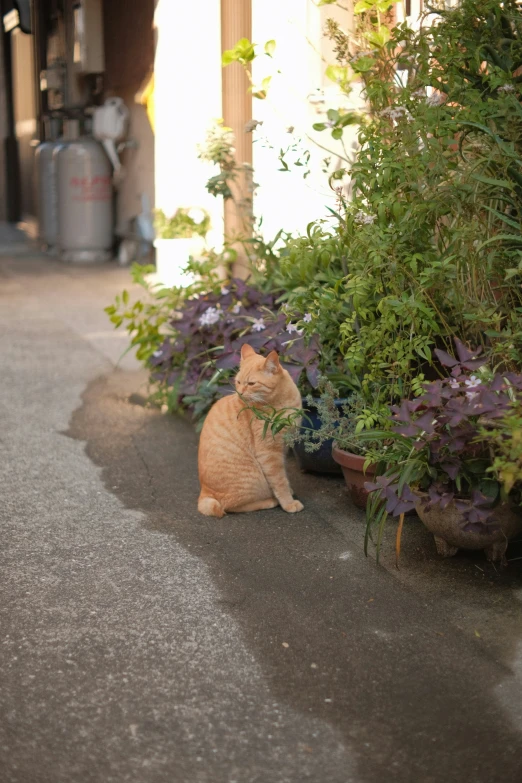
[279,0,522,407]
[154,207,210,240]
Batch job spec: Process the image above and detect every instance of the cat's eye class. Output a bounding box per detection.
[247,381,256,386]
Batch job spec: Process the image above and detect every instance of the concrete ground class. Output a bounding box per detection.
[1,253,522,783]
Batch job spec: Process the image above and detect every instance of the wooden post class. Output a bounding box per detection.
[220,0,252,277]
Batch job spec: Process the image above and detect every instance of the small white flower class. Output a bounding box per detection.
[381,105,412,121]
[355,210,376,225]
[449,379,460,390]
[466,391,479,401]
[232,302,241,314]
[464,375,481,389]
[251,318,266,332]
[199,306,221,327]
[426,92,444,107]
[498,84,515,93]
[220,286,230,295]
[153,349,163,358]
[286,323,299,334]
[303,313,312,323]
[412,88,426,99]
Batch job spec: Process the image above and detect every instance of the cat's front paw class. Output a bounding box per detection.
[283,499,304,513]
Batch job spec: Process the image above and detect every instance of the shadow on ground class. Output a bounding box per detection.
[68,370,522,783]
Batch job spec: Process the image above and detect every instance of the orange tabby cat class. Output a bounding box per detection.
[198,343,304,517]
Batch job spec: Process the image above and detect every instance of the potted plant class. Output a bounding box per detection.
[363,340,522,563]
[287,381,386,507]
[291,396,347,475]
[153,207,210,288]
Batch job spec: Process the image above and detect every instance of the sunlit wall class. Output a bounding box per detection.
[154,0,362,249]
[153,0,224,249]
[251,0,358,241]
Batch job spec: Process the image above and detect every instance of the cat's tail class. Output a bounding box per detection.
[198,494,225,518]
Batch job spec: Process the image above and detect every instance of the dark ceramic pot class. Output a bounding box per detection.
[416,497,522,563]
[292,398,348,475]
[331,444,376,509]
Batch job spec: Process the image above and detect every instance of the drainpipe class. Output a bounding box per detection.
[220,0,252,277]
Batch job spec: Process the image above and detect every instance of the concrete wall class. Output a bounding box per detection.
[102,0,155,234]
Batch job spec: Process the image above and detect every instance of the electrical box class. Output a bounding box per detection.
[72,0,105,74]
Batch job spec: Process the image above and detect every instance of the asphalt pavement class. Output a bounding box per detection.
[2,254,522,783]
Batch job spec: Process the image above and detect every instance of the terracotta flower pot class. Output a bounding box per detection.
[416,498,522,563]
[332,444,376,509]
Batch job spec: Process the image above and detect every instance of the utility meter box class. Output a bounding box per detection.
[72,0,105,74]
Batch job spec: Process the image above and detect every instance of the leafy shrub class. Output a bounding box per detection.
[363,339,522,541]
[280,0,522,406]
[149,277,321,423]
[154,207,210,239]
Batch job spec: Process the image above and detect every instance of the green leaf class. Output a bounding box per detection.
[484,206,521,231]
[264,39,276,57]
[222,49,236,66]
[122,289,129,305]
[354,0,373,12]
[475,233,522,251]
[471,174,515,190]
[339,112,360,127]
[325,65,351,84]
[327,108,340,123]
[364,26,391,48]
[351,56,376,73]
[331,127,343,140]
[313,122,327,131]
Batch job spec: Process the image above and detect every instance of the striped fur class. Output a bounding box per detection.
[198,344,304,516]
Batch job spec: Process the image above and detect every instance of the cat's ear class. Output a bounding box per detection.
[264,350,281,375]
[241,344,256,361]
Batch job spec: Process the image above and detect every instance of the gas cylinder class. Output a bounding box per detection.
[34,118,62,251]
[56,119,113,263]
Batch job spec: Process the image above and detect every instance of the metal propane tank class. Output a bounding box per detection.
[56,119,113,263]
[34,118,62,251]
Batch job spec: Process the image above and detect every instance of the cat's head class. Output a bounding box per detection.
[235,344,283,403]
